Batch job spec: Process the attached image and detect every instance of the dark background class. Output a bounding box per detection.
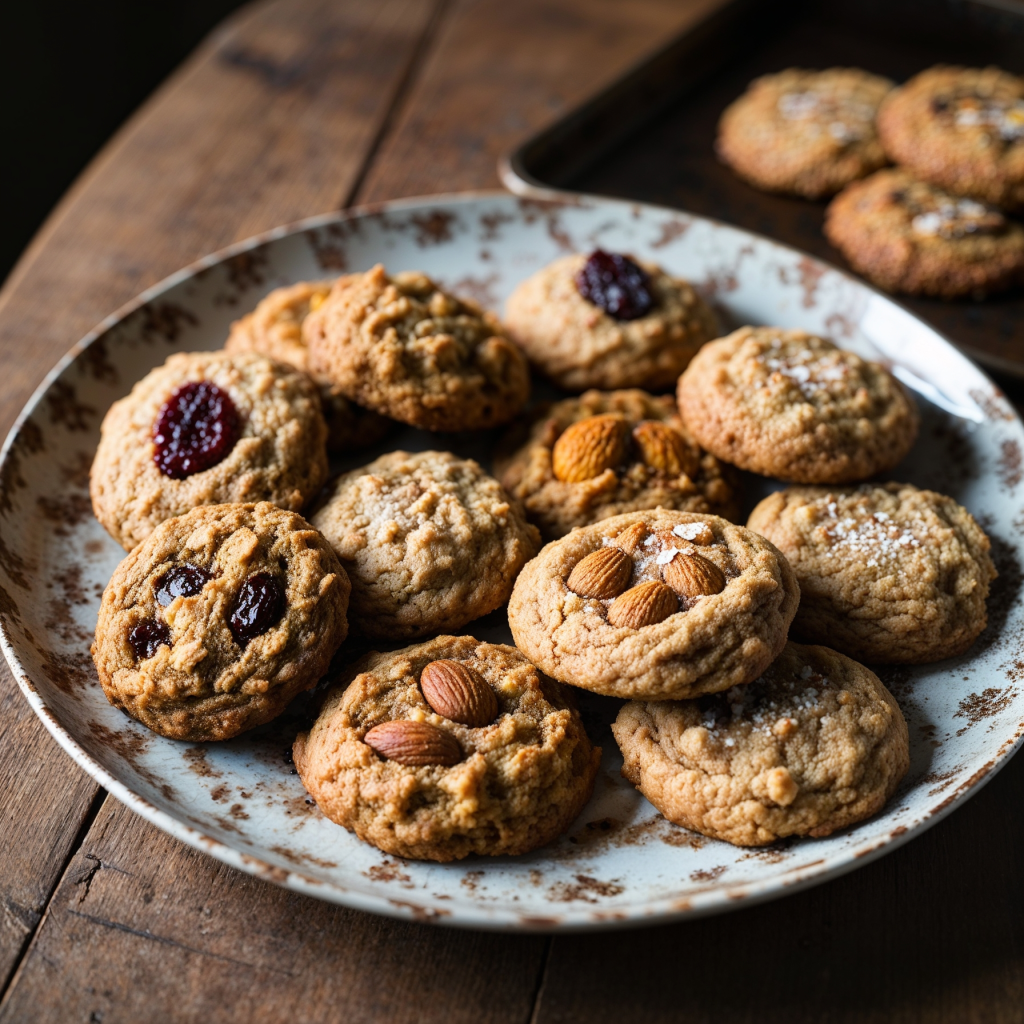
[0,1,247,288]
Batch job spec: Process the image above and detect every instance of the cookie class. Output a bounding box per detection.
[225,279,393,451]
[92,502,350,741]
[293,635,601,862]
[716,67,893,198]
[305,265,530,432]
[495,389,740,541]
[824,168,1024,297]
[504,252,717,391]
[310,450,540,640]
[747,483,996,663]
[877,65,1024,210]
[676,327,918,484]
[90,351,329,551]
[612,641,909,846]
[508,510,799,700]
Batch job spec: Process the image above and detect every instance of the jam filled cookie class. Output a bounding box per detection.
[508,510,799,700]
[293,635,600,862]
[311,450,539,640]
[612,642,909,847]
[305,265,530,432]
[825,169,1024,297]
[504,251,717,391]
[717,67,893,198]
[90,351,329,551]
[748,483,996,664]
[225,279,392,452]
[92,502,350,742]
[677,327,918,484]
[877,65,1024,210]
[495,388,740,541]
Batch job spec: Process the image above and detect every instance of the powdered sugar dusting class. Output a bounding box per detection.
[816,498,920,568]
[758,339,850,400]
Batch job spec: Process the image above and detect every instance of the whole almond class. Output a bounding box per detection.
[662,550,726,599]
[364,720,462,766]
[552,415,628,483]
[632,421,697,477]
[420,660,499,727]
[613,522,648,555]
[567,547,633,599]
[607,580,678,629]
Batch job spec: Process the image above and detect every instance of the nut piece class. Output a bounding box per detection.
[567,547,633,599]
[607,580,678,629]
[420,660,499,727]
[632,421,697,477]
[364,720,462,766]
[613,522,648,555]
[662,551,726,600]
[765,766,799,807]
[552,415,628,483]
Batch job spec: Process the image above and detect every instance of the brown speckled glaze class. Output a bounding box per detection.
[1,193,1023,931]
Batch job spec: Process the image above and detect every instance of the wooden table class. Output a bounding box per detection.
[1,2,1022,1020]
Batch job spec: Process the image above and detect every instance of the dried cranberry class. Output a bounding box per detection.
[575,250,654,321]
[229,573,284,645]
[128,620,171,660]
[153,381,240,479]
[155,564,213,606]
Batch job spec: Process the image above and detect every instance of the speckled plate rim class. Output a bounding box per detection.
[2,190,1022,932]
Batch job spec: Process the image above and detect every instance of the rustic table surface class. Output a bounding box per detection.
[1,1,1022,1021]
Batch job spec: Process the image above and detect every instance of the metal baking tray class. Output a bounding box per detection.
[500,0,1024,379]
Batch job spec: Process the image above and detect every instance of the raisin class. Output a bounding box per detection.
[155,564,213,606]
[153,381,240,479]
[575,250,654,321]
[229,572,284,645]
[128,620,171,660]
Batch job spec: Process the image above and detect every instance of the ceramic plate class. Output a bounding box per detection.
[3,193,1023,931]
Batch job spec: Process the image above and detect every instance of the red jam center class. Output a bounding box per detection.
[153,381,240,479]
[229,572,285,645]
[128,620,171,660]
[575,250,654,321]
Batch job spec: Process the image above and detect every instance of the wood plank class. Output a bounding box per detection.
[0,801,547,1024]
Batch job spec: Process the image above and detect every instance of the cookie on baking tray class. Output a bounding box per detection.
[495,389,740,542]
[92,502,350,742]
[676,327,918,484]
[293,635,601,862]
[612,641,909,847]
[90,350,329,551]
[225,279,392,452]
[508,510,799,701]
[748,482,996,664]
[305,265,530,432]
[311,450,539,640]
[504,251,717,391]
[717,67,893,198]
[877,65,1024,211]
[824,168,1024,298]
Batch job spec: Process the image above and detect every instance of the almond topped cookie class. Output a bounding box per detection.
[677,327,918,484]
[294,635,600,862]
[508,510,799,700]
[305,265,530,432]
[495,389,740,541]
[613,642,909,846]
[748,483,996,663]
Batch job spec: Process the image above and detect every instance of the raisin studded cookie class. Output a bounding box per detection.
[91,351,329,551]
[293,635,600,862]
[612,641,909,846]
[92,502,350,741]
[225,279,392,452]
[305,265,530,432]
[717,68,893,198]
[825,169,1024,298]
[508,510,799,700]
[748,483,996,664]
[877,65,1024,210]
[495,389,740,541]
[311,450,539,640]
[504,251,717,391]
[677,327,918,484]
